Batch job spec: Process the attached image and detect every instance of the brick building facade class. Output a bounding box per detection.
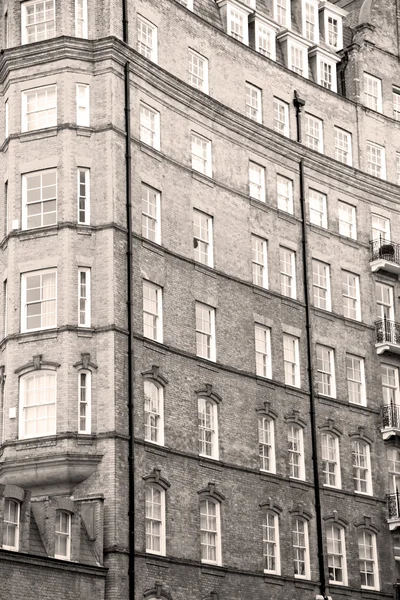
[1,1,400,599]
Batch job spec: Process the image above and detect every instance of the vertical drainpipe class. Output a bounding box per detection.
[293,90,328,600]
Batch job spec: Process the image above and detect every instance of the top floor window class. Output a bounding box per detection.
[393,88,400,121]
[75,0,88,38]
[228,8,246,43]
[191,133,212,177]
[3,499,20,551]
[22,85,57,132]
[55,510,71,560]
[304,1,318,43]
[275,0,290,28]
[364,73,382,113]
[137,16,157,63]
[188,50,209,93]
[22,0,55,44]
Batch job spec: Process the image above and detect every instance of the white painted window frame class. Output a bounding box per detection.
[252,235,268,289]
[77,167,90,225]
[21,0,56,45]
[139,103,160,151]
[75,0,88,38]
[145,484,166,556]
[193,209,214,268]
[288,424,305,480]
[316,345,336,398]
[188,49,209,94]
[255,324,272,378]
[3,499,20,551]
[200,498,222,565]
[137,15,158,63]
[277,174,293,214]
[263,512,280,575]
[78,267,91,327]
[195,302,216,362]
[338,201,357,240]
[55,510,71,560]
[341,270,361,322]
[334,127,352,166]
[312,260,331,312]
[76,83,90,126]
[249,161,266,202]
[19,370,57,439]
[144,380,164,446]
[283,334,300,388]
[273,98,289,137]
[143,281,163,343]
[258,415,275,473]
[78,369,91,434]
[21,268,57,332]
[198,397,219,460]
[21,84,57,132]
[346,354,366,406]
[279,246,296,300]
[191,132,212,177]
[309,189,327,228]
[321,432,341,488]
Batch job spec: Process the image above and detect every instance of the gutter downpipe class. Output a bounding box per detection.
[293,90,328,600]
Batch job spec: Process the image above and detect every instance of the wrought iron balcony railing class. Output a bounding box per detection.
[382,404,400,430]
[395,583,400,600]
[388,491,400,520]
[370,238,400,267]
[376,318,400,346]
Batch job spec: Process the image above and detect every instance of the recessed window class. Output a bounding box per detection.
[388,448,400,493]
[341,270,361,321]
[338,201,357,240]
[78,267,91,327]
[198,397,218,459]
[393,88,400,121]
[3,499,20,551]
[21,0,55,44]
[20,371,56,438]
[77,168,90,225]
[275,0,290,28]
[76,84,90,126]
[371,214,390,243]
[279,247,296,299]
[304,1,318,43]
[367,142,386,180]
[312,260,331,312]
[191,133,212,177]
[304,114,323,152]
[22,169,57,230]
[255,324,271,378]
[334,127,352,165]
[346,355,366,406]
[4,11,9,49]
[293,517,310,578]
[381,364,400,405]
[273,98,289,136]
[252,235,268,288]
[195,302,216,361]
[327,525,347,585]
[5,99,9,140]
[193,210,213,267]
[319,60,334,90]
[200,499,221,565]
[376,282,394,321]
[141,184,161,244]
[256,23,275,59]
[321,433,340,488]
[363,73,382,112]
[137,15,157,63]
[21,269,57,332]
[249,162,265,201]
[55,510,71,560]
[309,189,327,228]
[143,281,163,342]
[139,104,160,150]
[326,14,341,49]
[144,381,164,445]
[263,512,280,574]
[288,425,305,480]
[245,83,262,123]
[258,416,275,472]
[397,154,400,186]
[316,345,335,397]
[352,440,372,495]
[283,334,300,388]
[145,485,165,555]
[22,85,57,132]
[75,0,88,37]
[290,44,306,76]
[277,175,293,214]
[228,7,247,43]
[78,370,91,434]
[188,50,208,93]
[358,530,379,590]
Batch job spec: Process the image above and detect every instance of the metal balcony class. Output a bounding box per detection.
[387,492,400,530]
[395,583,400,600]
[381,404,400,440]
[370,239,400,274]
[375,319,400,355]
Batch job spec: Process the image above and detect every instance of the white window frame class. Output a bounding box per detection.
[334,127,352,166]
[316,345,336,398]
[277,174,293,214]
[280,246,296,300]
[143,281,163,343]
[78,267,91,328]
[144,380,164,446]
[288,425,305,480]
[5,99,9,140]
[303,0,319,44]
[312,260,331,312]
[381,364,400,406]
[178,0,194,8]
[255,324,272,378]
[293,517,310,579]
[309,189,327,228]
[19,370,57,439]
[327,524,347,585]
[76,84,90,126]
[77,168,90,225]
[321,432,341,488]
[22,169,57,230]
[188,49,209,94]
[21,84,57,132]
[75,0,88,38]
[55,510,71,560]
[358,530,379,590]
[254,20,277,60]
[78,370,91,434]
[200,498,221,565]
[198,397,219,460]
[245,83,262,123]
[397,153,400,186]
[3,499,20,551]
[21,269,57,332]
[322,10,343,51]
[21,0,56,45]
[226,4,249,45]
[263,512,280,575]
[352,440,372,495]
[376,283,394,322]
[363,73,382,113]
[341,270,361,322]
[195,302,216,362]
[193,209,213,267]
[258,416,275,473]
[252,236,268,289]
[145,484,166,556]
[191,133,212,178]
[393,87,400,121]
[141,184,161,244]
[289,42,307,77]
[318,57,336,92]
[371,214,390,243]
[273,98,289,137]
[346,355,366,406]
[249,162,266,202]
[304,114,323,153]
[139,103,160,151]
[283,334,300,388]
[367,142,386,180]
[274,0,291,28]
[137,15,158,63]
[4,10,9,49]
[338,201,357,240]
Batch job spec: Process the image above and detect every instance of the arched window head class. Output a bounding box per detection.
[258,416,275,473]
[144,381,164,446]
[199,498,221,566]
[321,432,341,488]
[263,511,280,575]
[198,397,218,460]
[20,371,56,439]
[327,524,347,585]
[55,510,71,560]
[352,440,372,495]
[145,485,166,556]
[3,499,20,551]
[78,370,91,434]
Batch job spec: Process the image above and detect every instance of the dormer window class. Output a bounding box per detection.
[216,0,253,45]
[309,48,340,92]
[278,31,311,78]
[249,14,279,61]
[318,2,346,51]
[303,0,318,44]
[274,0,291,29]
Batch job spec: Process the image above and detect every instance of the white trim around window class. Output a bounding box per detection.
[22,169,57,230]
[191,132,212,177]
[21,0,56,45]
[195,302,216,361]
[78,267,91,327]
[302,0,319,44]
[249,161,266,202]
[363,73,382,113]
[143,281,163,343]
[144,380,164,446]
[252,235,268,288]
[200,498,222,565]
[77,168,90,225]
[3,499,20,551]
[309,189,328,228]
[358,530,379,590]
[341,270,361,322]
[321,432,341,488]
[292,517,310,579]
[245,82,262,123]
[258,415,275,473]
[139,103,160,150]
[21,84,57,132]
[316,345,336,398]
[367,142,386,180]
[283,334,300,388]
[145,484,166,555]
[19,370,57,439]
[198,397,219,459]
[277,174,293,214]
[21,269,57,332]
[273,98,289,137]
[193,209,213,267]
[55,510,71,560]
[352,440,373,495]
[274,0,291,28]
[188,49,209,93]
[304,113,324,153]
[76,84,90,126]
[312,260,331,312]
[255,324,271,378]
[334,127,352,166]
[75,0,88,38]
[78,370,91,434]
[346,354,366,406]
[338,201,357,240]
[137,15,158,63]
[288,424,305,480]
[263,511,280,575]
[279,246,296,299]
[5,99,9,139]
[327,524,347,586]
[141,183,161,244]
